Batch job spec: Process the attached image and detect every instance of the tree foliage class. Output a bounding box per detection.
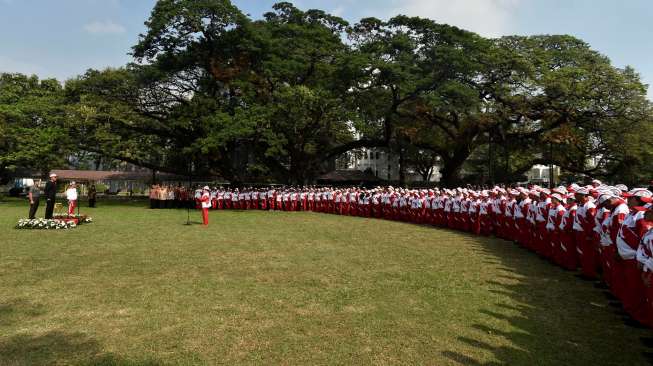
[0,74,70,180]
[1,0,651,186]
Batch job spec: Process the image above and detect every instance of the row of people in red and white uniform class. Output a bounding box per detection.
[195,181,653,327]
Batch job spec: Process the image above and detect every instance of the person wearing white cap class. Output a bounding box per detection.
[200,186,211,226]
[44,173,58,219]
[66,181,78,215]
[614,188,653,323]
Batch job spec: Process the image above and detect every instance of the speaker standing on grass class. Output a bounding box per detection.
[44,173,57,219]
[200,186,211,226]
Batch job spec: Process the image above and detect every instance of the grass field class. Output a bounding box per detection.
[1,198,651,365]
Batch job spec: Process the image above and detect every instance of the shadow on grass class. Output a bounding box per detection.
[0,299,47,326]
[440,234,653,366]
[0,300,164,366]
[0,331,164,366]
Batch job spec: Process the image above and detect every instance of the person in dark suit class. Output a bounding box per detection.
[88,184,97,208]
[44,173,58,219]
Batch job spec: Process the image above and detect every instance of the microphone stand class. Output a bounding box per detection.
[185,160,192,226]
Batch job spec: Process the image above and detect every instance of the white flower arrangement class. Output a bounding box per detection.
[15,218,78,230]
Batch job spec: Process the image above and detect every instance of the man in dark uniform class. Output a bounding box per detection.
[88,184,97,208]
[27,180,41,219]
[44,173,58,219]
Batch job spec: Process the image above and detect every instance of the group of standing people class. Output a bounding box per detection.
[25,173,97,219]
[188,181,653,327]
[148,184,195,209]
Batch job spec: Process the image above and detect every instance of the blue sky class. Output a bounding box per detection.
[1,0,652,99]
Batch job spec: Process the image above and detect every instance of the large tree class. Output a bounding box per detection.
[350,17,652,186]
[0,73,70,180]
[70,1,381,184]
[6,1,651,187]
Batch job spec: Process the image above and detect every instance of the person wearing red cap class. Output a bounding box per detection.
[574,187,598,279]
[596,194,618,292]
[535,191,552,257]
[525,192,539,251]
[468,194,478,234]
[268,188,276,211]
[545,193,566,262]
[418,192,428,224]
[423,192,433,225]
[200,186,211,226]
[559,195,578,270]
[602,196,630,302]
[479,193,492,236]
[435,193,446,227]
[504,192,517,241]
[515,190,532,247]
[460,192,470,231]
[495,190,508,238]
[614,189,653,324]
[637,208,653,327]
[444,193,454,229]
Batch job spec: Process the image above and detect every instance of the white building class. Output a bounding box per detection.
[341,148,441,183]
[526,164,561,185]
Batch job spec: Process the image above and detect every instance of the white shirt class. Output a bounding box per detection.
[66,187,78,201]
[536,198,551,222]
[616,209,645,260]
[574,199,596,231]
[201,192,211,208]
[637,229,653,272]
[546,204,565,231]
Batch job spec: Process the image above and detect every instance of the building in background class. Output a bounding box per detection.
[337,148,441,183]
[526,164,561,186]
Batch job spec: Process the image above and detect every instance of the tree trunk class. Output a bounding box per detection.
[439,148,472,187]
[420,166,433,182]
[398,147,406,187]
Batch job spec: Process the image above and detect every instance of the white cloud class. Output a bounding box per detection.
[387,0,521,37]
[84,20,126,35]
[332,6,345,17]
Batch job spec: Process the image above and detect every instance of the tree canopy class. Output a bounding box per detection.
[1,0,651,186]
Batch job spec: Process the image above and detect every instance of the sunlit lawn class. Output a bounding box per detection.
[0,197,651,365]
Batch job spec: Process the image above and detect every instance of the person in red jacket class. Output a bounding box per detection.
[559,195,578,270]
[637,209,653,327]
[574,187,598,279]
[535,190,552,257]
[546,193,566,263]
[200,186,211,226]
[608,194,631,300]
[615,189,653,324]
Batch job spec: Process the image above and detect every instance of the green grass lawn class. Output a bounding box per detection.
[0,197,651,365]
